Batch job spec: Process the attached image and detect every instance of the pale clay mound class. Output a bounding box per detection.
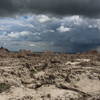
[0,49,100,100]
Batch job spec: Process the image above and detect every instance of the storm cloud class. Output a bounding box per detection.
[0,15,100,53]
[0,0,100,53]
[0,0,100,17]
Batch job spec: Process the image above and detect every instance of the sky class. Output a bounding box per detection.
[0,0,100,53]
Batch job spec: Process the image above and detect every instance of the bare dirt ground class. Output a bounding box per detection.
[0,47,100,100]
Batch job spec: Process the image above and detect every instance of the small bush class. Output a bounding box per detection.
[0,83,10,93]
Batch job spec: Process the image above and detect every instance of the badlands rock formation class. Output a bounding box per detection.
[0,48,100,100]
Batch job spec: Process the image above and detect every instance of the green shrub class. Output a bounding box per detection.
[0,83,10,93]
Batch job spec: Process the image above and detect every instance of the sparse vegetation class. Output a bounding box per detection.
[0,83,10,93]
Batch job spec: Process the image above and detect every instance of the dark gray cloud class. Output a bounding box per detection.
[0,0,100,17]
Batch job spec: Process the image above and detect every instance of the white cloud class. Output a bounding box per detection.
[18,23,34,28]
[29,44,36,47]
[63,15,83,26]
[88,25,93,28]
[70,15,82,25]
[8,31,31,38]
[0,26,5,31]
[94,19,100,30]
[33,32,41,35]
[57,26,71,32]
[37,15,51,23]
[0,25,9,31]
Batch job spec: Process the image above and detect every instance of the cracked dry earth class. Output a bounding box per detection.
[0,50,100,100]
